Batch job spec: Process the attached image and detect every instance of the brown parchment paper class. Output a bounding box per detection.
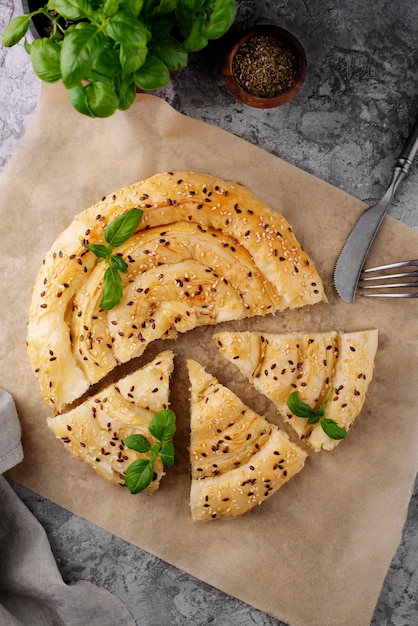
[1,83,418,626]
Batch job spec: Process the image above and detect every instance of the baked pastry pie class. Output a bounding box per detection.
[187,359,307,521]
[27,172,326,411]
[29,172,372,517]
[47,350,174,490]
[215,330,378,451]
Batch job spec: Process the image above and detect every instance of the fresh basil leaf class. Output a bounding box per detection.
[182,15,208,52]
[124,409,177,494]
[150,15,174,37]
[60,23,107,88]
[307,413,320,425]
[149,441,160,463]
[89,44,121,81]
[119,42,148,74]
[159,441,175,466]
[84,80,119,117]
[105,14,150,47]
[2,14,32,47]
[83,208,143,309]
[85,243,109,258]
[134,55,170,90]
[103,0,119,17]
[124,459,154,493]
[286,391,316,419]
[174,2,194,39]
[30,38,62,83]
[201,0,236,40]
[150,0,178,16]
[179,0,205,10]
[321,418,347,440]
[105,207,143,248]
[100,265,123,310]
[152,34,188,70]
[149,409,176,442]
[48,0,92,21]
[124,434,151,453]
[119,0,144,17]
[83,84,112,116]
[68,83,93,116]
[114,75,137,110]
[110,254,128,273]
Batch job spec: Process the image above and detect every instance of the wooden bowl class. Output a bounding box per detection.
[222,25,307,108]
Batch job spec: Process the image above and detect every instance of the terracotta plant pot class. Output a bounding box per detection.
[222,25,307,108]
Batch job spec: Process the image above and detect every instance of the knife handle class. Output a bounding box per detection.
[396,115,418,175]
[389,115,418,196]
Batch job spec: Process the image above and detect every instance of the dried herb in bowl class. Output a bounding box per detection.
[232,34,297,98]
[223,25,307,109]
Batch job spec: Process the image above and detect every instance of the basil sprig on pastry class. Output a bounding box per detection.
[85,206,143,310]
[124,409,176,494]
[286,390,347,440]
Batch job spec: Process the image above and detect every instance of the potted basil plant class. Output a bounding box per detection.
[2,0,237,118]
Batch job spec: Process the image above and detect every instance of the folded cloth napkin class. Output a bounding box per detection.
[0,388,136,626]
[0,390,23,474]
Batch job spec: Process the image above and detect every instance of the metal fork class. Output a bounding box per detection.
[358,260,418,297]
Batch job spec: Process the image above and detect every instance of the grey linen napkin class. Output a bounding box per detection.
[0,388,136,626]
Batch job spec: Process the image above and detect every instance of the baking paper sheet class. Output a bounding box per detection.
[1,83,418,626]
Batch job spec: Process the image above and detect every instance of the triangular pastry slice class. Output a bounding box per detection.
[47,350,174,491]
[215,330,378,451]
[27,171,326,410]
[187,359,307,521]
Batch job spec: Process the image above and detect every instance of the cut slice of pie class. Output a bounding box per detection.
[187,359,307,521]
[27,171,326,411]
[47,350,174,491]
[215,330,378,451]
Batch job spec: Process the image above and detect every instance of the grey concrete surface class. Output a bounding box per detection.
[1,0,417,624]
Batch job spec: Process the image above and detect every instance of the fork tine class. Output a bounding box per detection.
[359,280,418,289]
[359,291,418,298]
[361,259,418,273]
[359,270,418,282]
[359,281,418,296]
[358,259,418,298]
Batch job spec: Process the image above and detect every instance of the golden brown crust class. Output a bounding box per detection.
[187,359,307,521]
[215,330,378,451]
[47,350,174,489]
[27,172,326,410]
[308,331,378,450]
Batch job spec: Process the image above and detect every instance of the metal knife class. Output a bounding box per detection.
[333,115,418,303]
